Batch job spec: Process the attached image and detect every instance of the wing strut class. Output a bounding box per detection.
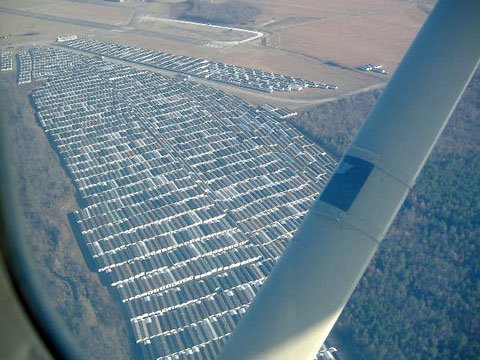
[218,1,480,359]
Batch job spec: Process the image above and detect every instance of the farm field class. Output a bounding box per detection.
[262,1,430,72]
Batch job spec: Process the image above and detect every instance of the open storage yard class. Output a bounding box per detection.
[58,38,337,93]
[0,50,12,71]
[25,45,336,360]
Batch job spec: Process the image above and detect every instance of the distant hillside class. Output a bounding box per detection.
[293,72,480,360]
[179,0,261,25]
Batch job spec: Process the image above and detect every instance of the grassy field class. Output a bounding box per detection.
[134,16,257,43]
[0,13,96,48]
[1,0,135,25]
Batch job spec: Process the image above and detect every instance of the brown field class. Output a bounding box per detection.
[0,0,436,104]
[266,2,429,72]
[1,0,135,26]
[0,13,100,47]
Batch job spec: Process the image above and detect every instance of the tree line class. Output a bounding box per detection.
[293,72,480,359]
[180,0,261,25]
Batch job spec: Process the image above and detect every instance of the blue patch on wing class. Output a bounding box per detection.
[319,155,374,212]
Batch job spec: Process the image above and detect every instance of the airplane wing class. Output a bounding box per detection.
[217,0,480,359]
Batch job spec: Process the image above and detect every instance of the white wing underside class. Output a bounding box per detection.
[218,1,480,359]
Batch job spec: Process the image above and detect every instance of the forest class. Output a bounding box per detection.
[293,72,480,359]
[0,71,136,360]
[179,0,261,25]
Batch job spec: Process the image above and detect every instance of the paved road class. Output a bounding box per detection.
[50,42,386,108]
[92,51,386,107]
